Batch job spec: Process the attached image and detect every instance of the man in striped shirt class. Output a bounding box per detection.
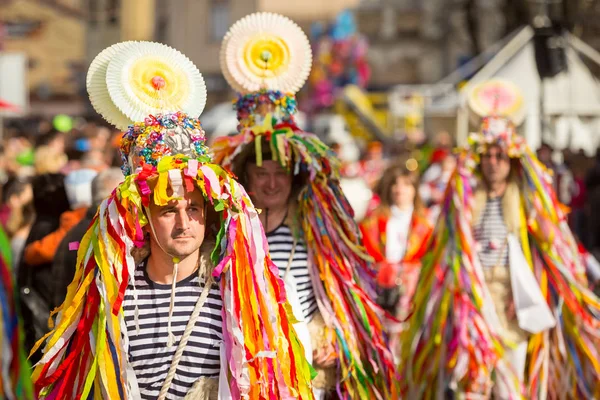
[32,42,315,400]
[473,143,529,398]
[123,187,223,400]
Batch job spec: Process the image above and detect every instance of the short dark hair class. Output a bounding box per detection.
[35,129,64,148]
[32,173,70,217]
[1,176,30,204]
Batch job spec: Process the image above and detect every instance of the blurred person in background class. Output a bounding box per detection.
[62,130,88,173]
[420,150,457,222]
[359,160,433,323]
[0,143,7,186]
[67,124,111,172]
[0,177,34,271]
[358,140,387,188]
[0,176,33,235]
[22,169,97,268]
[10,203,35,273]
[567,154,588,243]
[0,222,34,400]
[51,167,122,308]
[432,130,453,151]
[34,129,66,155]
[537,142,573,205]
[586,149,600,251]
[17,173,70,362]
[34,145,68,175]
[4,130,35,177]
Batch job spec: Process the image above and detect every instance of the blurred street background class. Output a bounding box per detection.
[3,0,600,276]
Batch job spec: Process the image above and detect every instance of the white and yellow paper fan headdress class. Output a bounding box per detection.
[221,13,312,128]
[220,12,312,95]
[87,41,207,130]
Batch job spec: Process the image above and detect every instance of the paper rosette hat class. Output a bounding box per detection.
[32,41,314,400]
[464,80,528,162]
[467,78,526,126]
[220,12,312,126]
[400,82,600,397]
[215,13,399,399]
[467,115,527,160]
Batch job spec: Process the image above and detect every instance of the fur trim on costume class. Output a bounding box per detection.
[184,377,218,400]
[472,180,521,235]
[307,313,337,390]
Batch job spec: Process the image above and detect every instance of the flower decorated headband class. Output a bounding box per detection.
[234,89,297,129]
[119,111,211,176]
[467,116,526,159]
[212,113,339,181]
[220,12,312,124]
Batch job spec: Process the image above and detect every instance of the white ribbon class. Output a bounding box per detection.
[508,234,556,334]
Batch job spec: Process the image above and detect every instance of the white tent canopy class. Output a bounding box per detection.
[457,26,600,155]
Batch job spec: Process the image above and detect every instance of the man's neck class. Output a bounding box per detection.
[487,181,508,198]
[259,205,287,233]
[146,249,200,285]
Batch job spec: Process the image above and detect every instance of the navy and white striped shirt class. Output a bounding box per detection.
[123,263,222,400]
[267,224,318,321]
[474,197,509,268]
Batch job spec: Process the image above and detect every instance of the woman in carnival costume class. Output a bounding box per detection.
[1,224,34,400]
[31,41,314,400]
[399,113,600,399]
[212,12,398,400]
[359,159,434,356]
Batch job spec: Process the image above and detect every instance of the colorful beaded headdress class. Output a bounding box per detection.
[220,12,312,128]
[467,116,527,159]
[31,41,313,400]
[215,13,399,398]
[399,81,600,398]
[464,79,527,168]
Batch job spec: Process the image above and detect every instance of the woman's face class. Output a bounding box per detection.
[391,175,415,209]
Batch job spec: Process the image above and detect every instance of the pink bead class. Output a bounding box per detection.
[151,76,166,90]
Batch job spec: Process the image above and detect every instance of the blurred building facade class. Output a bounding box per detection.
[3,0,600,117]
[356,0,508,87]
[154,0,359,104]
[0,0,86,114]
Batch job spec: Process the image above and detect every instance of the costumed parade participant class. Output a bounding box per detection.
[359,159,434,356]
[213,12,398,399]
[399,82,600,398]
[31,41,314,400]
[1,224,34,399]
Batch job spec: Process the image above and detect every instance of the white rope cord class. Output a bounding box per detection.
[283,238,298,280]
[167,260,179,347]
[158,275,214,400]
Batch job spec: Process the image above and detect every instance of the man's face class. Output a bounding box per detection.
[246,160,292,211]
[481,145,511,185]
[537,147,552,165]
[147,188,206,260]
